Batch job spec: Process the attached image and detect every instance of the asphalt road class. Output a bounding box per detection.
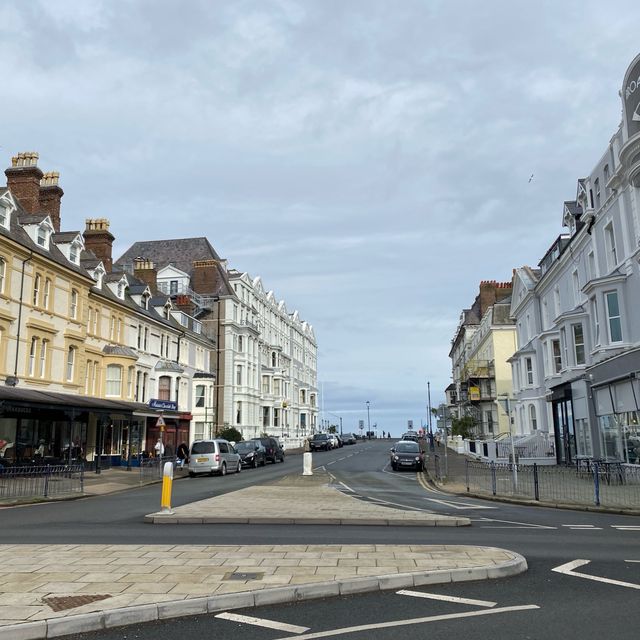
[3,440,639,639]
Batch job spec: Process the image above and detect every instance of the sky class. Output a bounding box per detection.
[2,0,639,436]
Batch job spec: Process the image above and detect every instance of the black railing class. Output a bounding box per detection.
[0,464,84,500]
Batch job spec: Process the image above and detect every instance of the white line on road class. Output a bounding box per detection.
[216,612,310,634]
[269,605,540,640]
[561,525,602,530]
[339,481,354,493]
[552,559,640,590]
[425,498,496,510]
[625,560,640,563]
[397,589,497,607]
[477,517,556,529]
[362,496,433,513]
[326,461,336,466]
[612,525,640,530]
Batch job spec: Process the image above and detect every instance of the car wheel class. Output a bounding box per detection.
[237,461,242,473]
[220,462,227,476]
[260,459,266,466]
[188,472,195,478]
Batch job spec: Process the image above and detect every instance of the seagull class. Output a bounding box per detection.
[528,174,534,183]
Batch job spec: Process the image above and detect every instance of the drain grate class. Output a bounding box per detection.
[43,594,111,612]
[223,571,264,581]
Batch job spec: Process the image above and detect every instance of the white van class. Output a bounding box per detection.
[188,439,241,477]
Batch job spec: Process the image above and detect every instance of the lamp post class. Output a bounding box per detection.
[497,394,517,491]
[366,401,371,439]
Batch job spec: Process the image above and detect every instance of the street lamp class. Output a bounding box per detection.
[366,401,371,438]
[496,394,518,491]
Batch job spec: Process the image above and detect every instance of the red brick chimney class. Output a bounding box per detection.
[83,218,115,272]
[192,259,218,294]
[133,257,158,293]
[4,152,43,214]
[39,171,64,232]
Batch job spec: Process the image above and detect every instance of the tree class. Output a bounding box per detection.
[328,424,337,434]
[217,427,243,443]
[451,416,475,439]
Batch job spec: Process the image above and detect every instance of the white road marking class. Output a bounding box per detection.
[561,525,602,530]
[362,496,433,513]
[326,461,336,466]
[425,498,496,510]
[612,525,640,530]
[397,589,497,607]
[625,560,640,563]
[477,517,556,530]
[339,481,354,493]
[216,612,310,634]
[269,605,540,640]
[552,559,640,590]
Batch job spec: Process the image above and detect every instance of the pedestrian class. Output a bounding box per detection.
[177,442,189,468]
[154,437,164,458]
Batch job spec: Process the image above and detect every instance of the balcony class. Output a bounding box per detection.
[460,359,494,382]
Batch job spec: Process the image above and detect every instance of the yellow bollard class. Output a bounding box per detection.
[160,461,174,513]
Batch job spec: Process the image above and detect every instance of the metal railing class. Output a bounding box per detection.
[465,459,640,508]
[0,464,84,500]
[139,456,176,482]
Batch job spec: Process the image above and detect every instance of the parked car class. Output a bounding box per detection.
[309,433,331,451]
[344,433,357,445]
[328,434,339,449]
[334,434,344,448]
[235,441,267,468]
[188,439,241,476]
[401,431,420,443]
[249,437,284,463]
[390,440,424,471]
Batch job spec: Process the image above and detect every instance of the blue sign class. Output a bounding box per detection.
[149,399,177,411]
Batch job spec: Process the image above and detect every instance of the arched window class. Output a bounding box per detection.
[66,346,76,382]
[529,405,537,431]
[158,375,171,401]
[106,364,122,396]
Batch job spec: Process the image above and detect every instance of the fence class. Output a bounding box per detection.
[139,456,176,482]
[465,459,640,508]
[0,464,84,500]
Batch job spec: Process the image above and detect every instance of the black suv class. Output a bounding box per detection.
[249,437,284,464]
[309,433,331,451]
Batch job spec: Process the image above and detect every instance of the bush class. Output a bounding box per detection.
[217,427,243,443]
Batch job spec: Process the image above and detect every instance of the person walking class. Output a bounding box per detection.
[154,437,164,458]
[176,442,189,469]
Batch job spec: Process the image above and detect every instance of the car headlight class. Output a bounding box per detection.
[415,456,421,461]
[393,455,399,461]
[246,453,254,458]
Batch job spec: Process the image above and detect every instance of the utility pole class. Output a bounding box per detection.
[427,381,433,450]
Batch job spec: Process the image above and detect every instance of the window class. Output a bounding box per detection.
[592,297,600,345]
[127,367,134,398]
[572,323,586,365]
[529,405,537,431]
[551,339,562,373]
[594,178,601,208]
[170,280,178,295]
[33,274,41,306]
[144,327,149,350]
[105,365,122,396]
[236,365,242,386]
[604,223,617,270]
[274,408,280,427]
[273,379,281,396]
[29,337,38,376]
[262,376,270,394]
[238,336,243,353]
[66,346,76,382]
[39,339,48,378]
[37,225,48,247]
[158,375,171,401]
[85,361,93,394]
[0,205,7,228]
[69,243,79,264]
[236,401,242,425]
[195,385,205,407]
[272,352,277,367]
[70,289,78,319]
[0,258,5,294]
[43,278,51,309]
[605,291,622,343]
[525,357,534,385]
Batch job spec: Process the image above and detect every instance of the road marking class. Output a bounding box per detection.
[562,525,602,530]
[612,525,640,530]
[416,471,448,495]
[326,461,336,466]
[337,457,346,461]
[477,517,556,529]
[425,498,496,510]
[339,481,354,493]
[397,589,497,607]
[269,605,539,640]
[625,560,640,563]
[552,559,640,590]
[216,612,310,634]
[360,496,433,513]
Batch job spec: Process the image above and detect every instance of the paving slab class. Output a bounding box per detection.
[0,543,527,639]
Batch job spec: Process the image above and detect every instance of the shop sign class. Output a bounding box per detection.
[469,386,481,401]
[149,399,177,411]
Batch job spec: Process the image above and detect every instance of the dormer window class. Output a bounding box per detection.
[69,243,80,264]
[117,281,125,299]
[0,205,8,229]
[37,225,49,248]
[142,292,150,310]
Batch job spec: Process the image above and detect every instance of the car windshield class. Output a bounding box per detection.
[313,434,328,440]
[235,442,256,452]
[396,442,419,453]
[191,441,215,454]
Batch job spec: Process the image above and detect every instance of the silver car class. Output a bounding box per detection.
[188,439,241,477]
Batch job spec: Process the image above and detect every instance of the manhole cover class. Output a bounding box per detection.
[43,594,111,612]
[223,571,264,581]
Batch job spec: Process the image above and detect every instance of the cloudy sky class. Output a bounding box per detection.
[2,1,639,435]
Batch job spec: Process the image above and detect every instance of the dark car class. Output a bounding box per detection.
[344,433,357,445]
[390,440,424,471]
[401,431,420,443]
[249,437,284,463]
[235,441,267,468]
[309,433,331,451]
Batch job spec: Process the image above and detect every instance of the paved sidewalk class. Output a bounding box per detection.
[145,472,470,526]
[0,465,529,639]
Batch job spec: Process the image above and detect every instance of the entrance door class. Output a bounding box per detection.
[553,399,576,465]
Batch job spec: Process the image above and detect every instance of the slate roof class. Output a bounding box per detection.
[102,345,138,358]
[52,231,80,243]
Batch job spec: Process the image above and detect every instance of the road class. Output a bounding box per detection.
[3,440,639,639]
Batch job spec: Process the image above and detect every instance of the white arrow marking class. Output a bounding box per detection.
[269,605,540,640]
[397,589,496,607]
[216,612,309,634]
[552,559,640,590]
[425,498,496,510]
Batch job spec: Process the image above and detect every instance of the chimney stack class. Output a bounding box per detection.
[192,259,218,294]
[5,152,44,214]
[133,257,158,293]
[83,218,115,272]
[39,171,64,232]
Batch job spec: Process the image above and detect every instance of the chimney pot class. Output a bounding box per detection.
[5,151,44,214]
